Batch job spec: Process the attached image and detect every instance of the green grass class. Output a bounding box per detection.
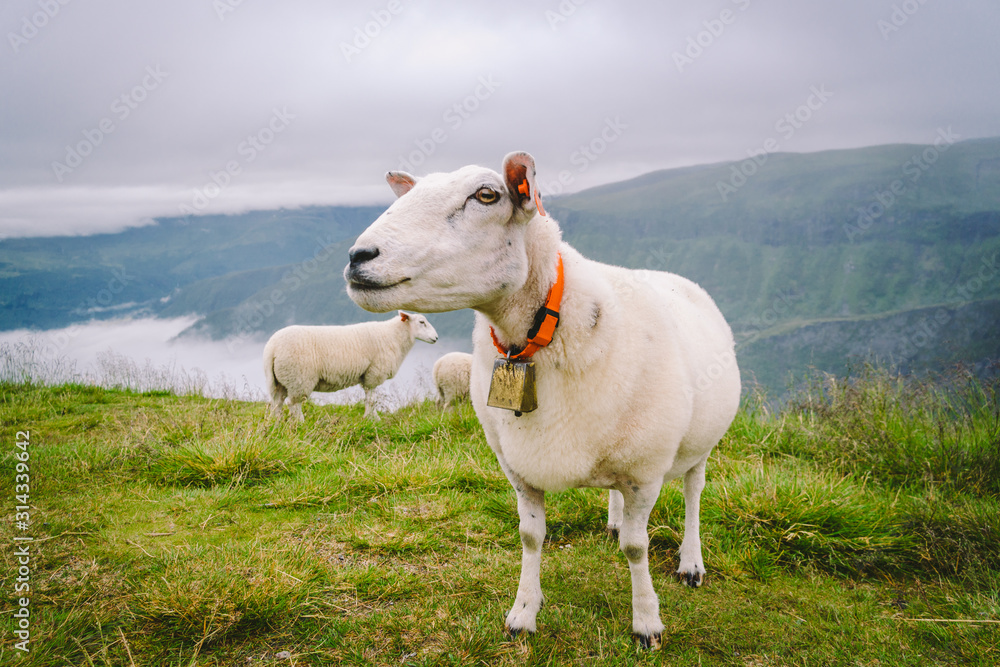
[1,368,998,666]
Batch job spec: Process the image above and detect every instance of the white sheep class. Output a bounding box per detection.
[262,311,438,421]
[344,152,740,647]
[432,351,473,408]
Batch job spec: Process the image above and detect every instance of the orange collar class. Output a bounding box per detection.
[490,253,564,360]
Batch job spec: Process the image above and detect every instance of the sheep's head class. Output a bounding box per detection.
[399,311,438,344]
[345,152,543,314]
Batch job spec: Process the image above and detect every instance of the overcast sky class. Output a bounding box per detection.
[2,0,998,238]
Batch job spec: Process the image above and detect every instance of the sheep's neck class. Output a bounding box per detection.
[488,253,563,359]
[478,224,561,355]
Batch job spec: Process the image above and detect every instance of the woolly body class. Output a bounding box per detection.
[263,313,437,420]
[344,152,740,645]
[433,352,472,407]
[471,233,737,493]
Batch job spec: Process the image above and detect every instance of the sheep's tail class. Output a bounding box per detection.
[263,342,284,405]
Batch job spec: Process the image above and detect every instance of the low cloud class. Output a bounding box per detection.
[2,0,999,237]
[0,316,468,409]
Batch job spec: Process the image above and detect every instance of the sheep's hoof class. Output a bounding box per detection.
[677,570,703,588]
[633,632,662,650]
[607,525,620,540]
[503,624,534,640]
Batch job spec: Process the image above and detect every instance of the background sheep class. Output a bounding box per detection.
[344,152,740,647]
[432,351,472,408]
[263,311,438,421]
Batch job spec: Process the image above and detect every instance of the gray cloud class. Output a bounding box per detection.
[2,0,998,237]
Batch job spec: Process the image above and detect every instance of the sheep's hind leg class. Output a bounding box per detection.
[676,458,708,587]
[287,395,306,423]
[504,481,546,638]
[268,385,287,420]
[618,480,665,649]
[607,489,624,539]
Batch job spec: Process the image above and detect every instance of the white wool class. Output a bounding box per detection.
[262,312,437,420]
[432,351,472,407]
[345,152,740,644]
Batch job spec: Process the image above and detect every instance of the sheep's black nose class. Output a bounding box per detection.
[349,246,379,267]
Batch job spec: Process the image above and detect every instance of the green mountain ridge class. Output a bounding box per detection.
[737,297,1000,390]
[2,138,999,395]
[0,206,383,329]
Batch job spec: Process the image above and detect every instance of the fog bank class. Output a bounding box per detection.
[0,317,470,411]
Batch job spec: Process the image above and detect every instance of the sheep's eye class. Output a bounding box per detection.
[474,187,499,204]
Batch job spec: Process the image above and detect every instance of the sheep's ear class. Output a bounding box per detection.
[398,310,410,322]
[502,151,547,221]
[386,171,417,198]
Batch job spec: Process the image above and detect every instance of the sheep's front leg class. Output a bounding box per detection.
[504,482,546,637]
[677,458,708,587]
[618,481,665,649]
[362,387,381,421]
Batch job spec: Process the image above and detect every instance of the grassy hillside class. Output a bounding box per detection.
[1,366,998,665]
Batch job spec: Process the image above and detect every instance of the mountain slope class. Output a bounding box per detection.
[2,138,999,394]
[0,206,383,330]
[546,138,1000,328]
[738,298,1000,391]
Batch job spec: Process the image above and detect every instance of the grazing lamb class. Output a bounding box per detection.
[263,311,438,421]
[343,152,740,647]
[432,351,473,407]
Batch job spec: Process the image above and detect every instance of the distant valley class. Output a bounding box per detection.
[3,137,999,397]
